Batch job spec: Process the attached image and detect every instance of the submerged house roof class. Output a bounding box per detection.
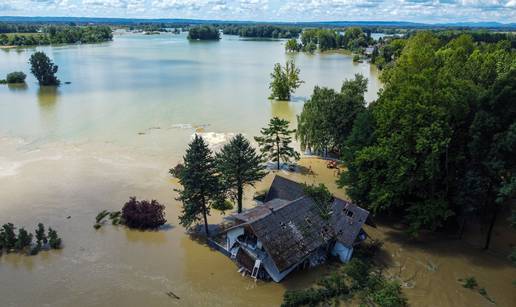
[228,175,369,273]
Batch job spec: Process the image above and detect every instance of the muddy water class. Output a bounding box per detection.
[1,33,515,307]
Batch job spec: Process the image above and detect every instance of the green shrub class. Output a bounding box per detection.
[48,228,62,249]
[370,280,407,307]
[15,228,33,250]
[461,277,478,289]
[96,210,109,223]
[6,71,26,83]
[35,223,47,247]
[1,223,17,249]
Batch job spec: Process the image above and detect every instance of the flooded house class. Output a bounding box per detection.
[212,175,370,282]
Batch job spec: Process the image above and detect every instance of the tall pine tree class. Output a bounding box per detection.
[255,117,300,170]
[215,134,267,213]
[176,135,221,236]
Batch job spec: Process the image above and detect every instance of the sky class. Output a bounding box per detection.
[0,0,515,23]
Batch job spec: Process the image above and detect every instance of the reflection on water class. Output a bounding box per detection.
[7,83,28,92]
[124,228,169,245]
[37,86,60,108]
[270,100,296,122]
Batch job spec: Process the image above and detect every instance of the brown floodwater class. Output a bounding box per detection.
[1,33,515,307]
[1,138,515,307]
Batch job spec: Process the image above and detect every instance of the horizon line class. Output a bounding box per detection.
[0,16,515,27]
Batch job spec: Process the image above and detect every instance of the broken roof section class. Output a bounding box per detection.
[228,175,369,273]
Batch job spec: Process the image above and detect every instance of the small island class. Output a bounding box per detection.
[187,25,220,40]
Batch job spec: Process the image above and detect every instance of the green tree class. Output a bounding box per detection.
[48,228,62,249]
[35,223,47,248]
[296,74,367,155]
[215,134,267,213]
[6,71,26,83]
[187,26,220,40]
[269,60,303,100]
[339,32,515,237]
[285,38,301,52]
[176,135,221,236]
[15,228,32,250]
[29,51,60,86]
[1,223,17,250]
[460,68,516,249]
[255,117,299,170]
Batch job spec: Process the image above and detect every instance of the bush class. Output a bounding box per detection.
[15,228,32,250]
[48,228,62,249]
[1,223,17,249]
[6,71,26,83]
[121,197,166,229]
[370,280,407,307]
[35,223,47,247]
[461,277,478,289]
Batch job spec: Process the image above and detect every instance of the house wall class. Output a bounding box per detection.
[331,242,354,263]
[226,227,244,250]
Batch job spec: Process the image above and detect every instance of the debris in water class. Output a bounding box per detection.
[166,291,180,300]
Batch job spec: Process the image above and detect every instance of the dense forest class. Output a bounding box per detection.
[297,32,516,246]
[187,25,220,40]
[0,25,113,46]
[222,25,302,39]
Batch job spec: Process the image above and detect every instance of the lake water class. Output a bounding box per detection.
[0,32,382,158]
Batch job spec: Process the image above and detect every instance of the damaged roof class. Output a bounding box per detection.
[226,175,369,273]
[264,175,306,202]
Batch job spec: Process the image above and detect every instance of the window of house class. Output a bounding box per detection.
[343,208,354,218]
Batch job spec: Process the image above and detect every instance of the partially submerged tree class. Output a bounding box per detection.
[121,197,167,230]
[269,60,303,100]
[6,71,26,84]
[176,135,221,236]
[285,38,301,52]
[255,117,299,170]
[48,228,62,249]
[29,51,60,86]
[215,134,267,213]
[297,74,367,155]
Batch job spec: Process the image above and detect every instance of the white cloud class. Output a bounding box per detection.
[0,0,514,22]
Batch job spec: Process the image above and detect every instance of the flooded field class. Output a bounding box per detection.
[1,33,515,307]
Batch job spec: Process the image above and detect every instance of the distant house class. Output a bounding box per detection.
[365,46,375,56]
[211,175,369,282]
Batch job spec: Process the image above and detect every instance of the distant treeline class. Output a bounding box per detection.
[431,30,516,48]
[222,25,302,39]
[127,23,183,32]
[0,25,113,46]
[0,22,40,33]
[187,25,220,40]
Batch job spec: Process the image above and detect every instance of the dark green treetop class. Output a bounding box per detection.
[255,117,300,170]
[29,51,60,86]
[215,134,267,213]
